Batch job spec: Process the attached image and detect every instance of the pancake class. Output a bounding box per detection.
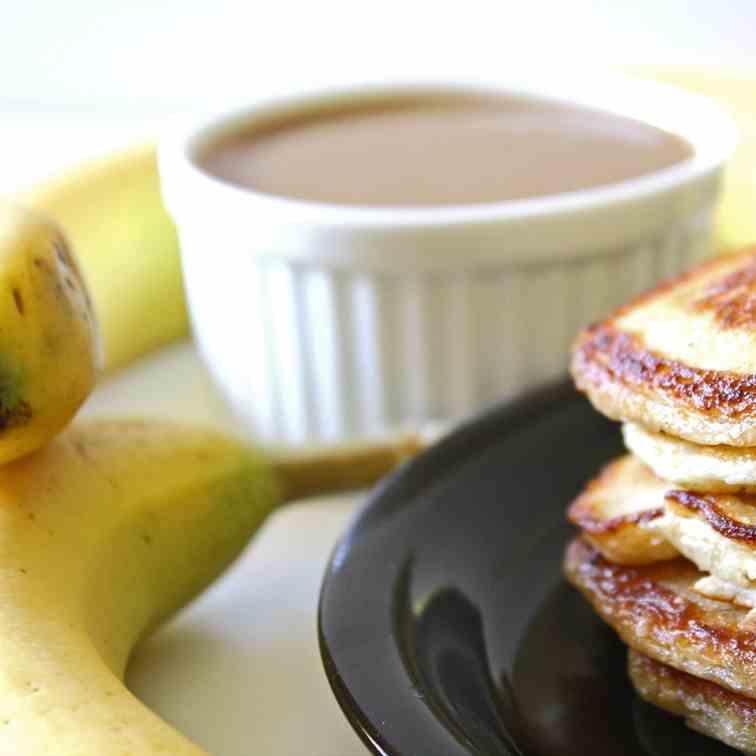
[624,422,756,493]
[566,454,677,564]
[693,575,756,613]
[628,650,756,754]
[568,454,756,588]
[571,248,756,447]
[657,489,756,598]
[564,537,756,699]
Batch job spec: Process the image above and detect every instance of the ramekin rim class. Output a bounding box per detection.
[159,72,735,229]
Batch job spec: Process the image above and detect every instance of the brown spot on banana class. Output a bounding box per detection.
[0,203,99,463]
[11,288,24,316]
[0,398,31,431]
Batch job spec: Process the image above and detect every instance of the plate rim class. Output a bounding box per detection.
[317,379,580,756]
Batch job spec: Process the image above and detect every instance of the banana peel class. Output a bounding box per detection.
[24,144,188,374]
[0,204,98,463]
[0,418,419,754]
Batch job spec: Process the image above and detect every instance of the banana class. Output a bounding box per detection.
[0,204,98,464]
[24,144,188,374]
[0,418,418,754]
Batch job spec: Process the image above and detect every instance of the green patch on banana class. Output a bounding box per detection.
[0,353,28,430]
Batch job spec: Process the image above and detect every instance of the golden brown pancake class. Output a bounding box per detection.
[567,455,677,564]
[628,650,756,754]
[567,453,756,591]
[572,248,756,447]
[564,537,756,699]
[658,489,756,598]
[623,422,756,493]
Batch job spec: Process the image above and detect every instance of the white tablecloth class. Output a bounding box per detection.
[86,344,369,756]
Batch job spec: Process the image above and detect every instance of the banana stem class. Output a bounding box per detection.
[272,432,424,503]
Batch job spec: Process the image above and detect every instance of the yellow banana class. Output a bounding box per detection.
[24,144,188,373]
[0,418,417,754]
[0,204,98,464]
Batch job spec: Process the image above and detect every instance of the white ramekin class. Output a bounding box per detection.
[159,74,734,444]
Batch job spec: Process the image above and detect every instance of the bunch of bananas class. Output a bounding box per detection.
[0,174,418,752]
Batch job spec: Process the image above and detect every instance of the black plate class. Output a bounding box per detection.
[318,382,740,756]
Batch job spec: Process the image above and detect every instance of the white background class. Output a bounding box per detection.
[4,0,756,109]
[3,0,756,191]
[2,3,756,754]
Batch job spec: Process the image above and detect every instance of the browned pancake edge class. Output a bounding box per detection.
[629,650,756,753]
[564,537,756,698]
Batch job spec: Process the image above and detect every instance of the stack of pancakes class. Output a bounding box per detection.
[566,248,756,753]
